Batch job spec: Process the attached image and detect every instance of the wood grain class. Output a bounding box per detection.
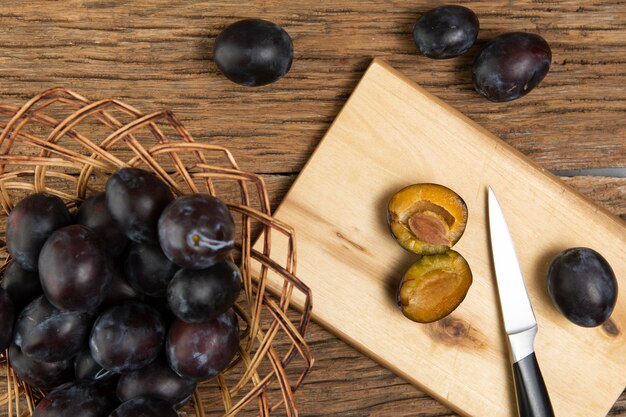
[0,1,624,416]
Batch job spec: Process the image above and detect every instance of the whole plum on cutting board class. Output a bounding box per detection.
[472,32,551,102]
[547,247,617,327]
[413,5,479,59]
[214,18,293,86]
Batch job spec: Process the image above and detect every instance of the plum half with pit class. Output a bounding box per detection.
[387,183,468,255]
[413,5,479,59]
[397,250,472,323]
[547,247,617,327]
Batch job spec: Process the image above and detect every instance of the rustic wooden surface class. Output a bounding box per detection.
[0,1,624,416]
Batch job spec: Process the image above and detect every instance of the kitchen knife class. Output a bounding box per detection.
[487,187,555,417]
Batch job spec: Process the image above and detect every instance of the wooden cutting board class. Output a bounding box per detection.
[253,58,626,417]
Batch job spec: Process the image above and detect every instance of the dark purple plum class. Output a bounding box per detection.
[14,296,92,362]
[158,194,235,270]
[472,32,551,102]
[90,302,165,373]
[101,264,140,308]
[105,168,173,244]
[547,247,618,327]
[116,357,196,409]
[166,309,239,380]
[6,193,71,271]
[8,343,73,390]
[39,225,113,312]
[32,381,117,417]
[214,18,293,86]
[1,260,42,311]
[124,243,179,298]
[74,347,118,384]
[109,397,177,417]
[76,192,128,258]
[0,287,15,351]
[413,5,479,59]
[167,260,241,323]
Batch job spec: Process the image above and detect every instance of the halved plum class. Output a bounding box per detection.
[397,250,472,323]
[388,184,468,255]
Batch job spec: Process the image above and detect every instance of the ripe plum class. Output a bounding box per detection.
[214,19,293,86]
[413,5,479,58]
[105,168,173,244]
[39,225,113,312]
[6,193,71,271]
[472,32,551,102]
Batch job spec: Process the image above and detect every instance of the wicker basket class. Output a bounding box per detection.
[0,88,313,417]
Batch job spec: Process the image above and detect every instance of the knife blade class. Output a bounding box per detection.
[487,187,555,417]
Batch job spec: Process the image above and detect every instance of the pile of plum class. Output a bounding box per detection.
[0,167,242,417]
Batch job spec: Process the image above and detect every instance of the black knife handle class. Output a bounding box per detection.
[513,353,555,417]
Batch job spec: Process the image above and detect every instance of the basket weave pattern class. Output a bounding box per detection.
[0,88,313,417]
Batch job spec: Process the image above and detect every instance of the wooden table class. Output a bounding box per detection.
[0,1,624,416]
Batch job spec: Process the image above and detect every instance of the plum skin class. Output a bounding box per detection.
[116,357,196,408]
[14,295,92,362]
[167,260,242,323]
[89,302,165,373]
[413,5,479,59]
[32,381,117,417]
[166,309,240,380]
[8,343,73,390]
[6,193,71,271]
[472,32,551,102]
[547,247,617,327]
[1,261,42,311]
[214,18,293,87]
[124,242,179,298]
[0,287,15,352]
[158,194,235,270]
[105,168,173,244]
[110,397,177,417]
[75,192,128,258]
[38,224,113,312]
